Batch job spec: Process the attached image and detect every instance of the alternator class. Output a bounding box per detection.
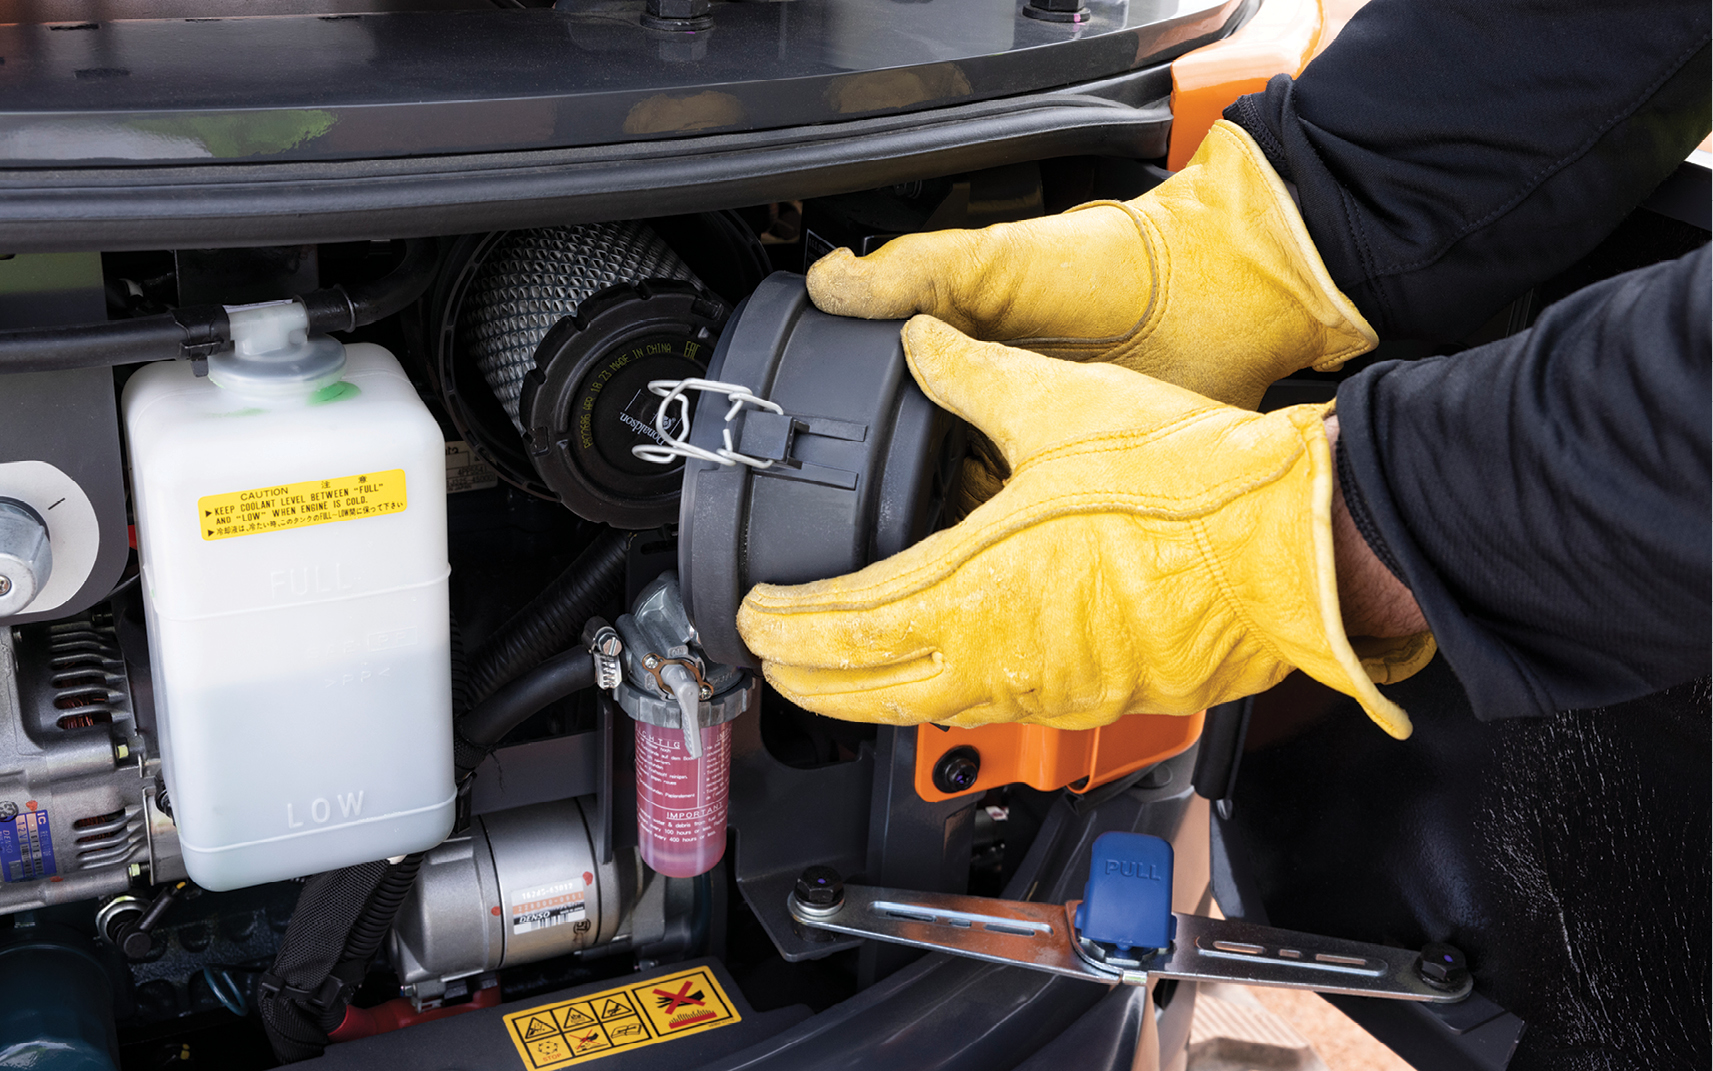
[0,611,181,912]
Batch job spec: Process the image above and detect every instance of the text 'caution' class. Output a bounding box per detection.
[198,470,407,541]
[503,966,740,1070]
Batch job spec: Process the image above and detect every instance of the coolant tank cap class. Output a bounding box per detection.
[208,299,346,397]
[1073,832,1175,953]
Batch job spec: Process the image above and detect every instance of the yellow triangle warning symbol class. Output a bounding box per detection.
[598,998,632,1020]
[521,1015,557,1040]
[559,1007,597,1030]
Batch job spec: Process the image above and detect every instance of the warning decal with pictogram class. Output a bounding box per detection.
[502,966,739,1069]
[521,1016,558,1040]
[557,1006,597,1031]
[596,998,631,1021]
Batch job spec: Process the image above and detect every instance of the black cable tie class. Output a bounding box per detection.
[256,972,350,1011]
[170,305,232,361]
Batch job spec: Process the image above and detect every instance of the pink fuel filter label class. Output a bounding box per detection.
[634,720,733,878]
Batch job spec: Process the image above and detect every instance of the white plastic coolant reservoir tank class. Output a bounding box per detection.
[123,301,453,891]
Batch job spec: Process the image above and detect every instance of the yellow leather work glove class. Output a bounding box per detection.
[736,317,1432,741]
[807,120,1376,413]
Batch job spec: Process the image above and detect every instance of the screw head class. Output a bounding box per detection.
[699,685,712,700]
[1417,943,1469,989]
[0,575,10,597]
[0,800,16,821]
[932,746,982,795]
[644,654,660,669]
[794,866,844,908]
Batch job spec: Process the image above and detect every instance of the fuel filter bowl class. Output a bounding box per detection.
[614,572,751,878]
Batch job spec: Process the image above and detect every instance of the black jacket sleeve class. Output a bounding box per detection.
[1227,0,1710,341]
[1225,0,1711,718]
[1335,246,1710,720]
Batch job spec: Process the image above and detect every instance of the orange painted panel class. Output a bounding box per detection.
[1167,0,1324,170]
[914,711,1205,803]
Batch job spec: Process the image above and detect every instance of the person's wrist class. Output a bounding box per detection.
[1325,414,1427,638]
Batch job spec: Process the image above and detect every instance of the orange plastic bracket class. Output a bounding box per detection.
[1167,0,1324,170]
[913,711,1205,803]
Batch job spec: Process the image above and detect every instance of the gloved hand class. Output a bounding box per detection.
[737,317,1433,740]
[807,120,1377,413]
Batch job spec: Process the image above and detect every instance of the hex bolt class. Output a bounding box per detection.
[1417,942,1469,989]
[0,499,51,616]
[642,0,713,31]
[647,0,709,17]
[1023,0,1090,23]
[793,866,845,909]
[932,746,982,795]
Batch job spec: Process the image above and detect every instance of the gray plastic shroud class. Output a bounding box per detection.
[677,273,963,668]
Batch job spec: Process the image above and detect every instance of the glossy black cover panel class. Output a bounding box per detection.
[0,89,1172,251]
[0,0,1237,165]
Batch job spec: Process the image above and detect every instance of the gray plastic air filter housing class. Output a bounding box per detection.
[678,273,965,668]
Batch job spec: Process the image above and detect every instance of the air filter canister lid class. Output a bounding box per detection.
[677,273,965,668]
[440,218,752,526]
[520,281,727,528]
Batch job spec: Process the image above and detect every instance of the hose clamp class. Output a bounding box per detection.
[586,625,624,692]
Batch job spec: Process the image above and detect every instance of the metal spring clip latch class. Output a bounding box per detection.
[630,377,785,470]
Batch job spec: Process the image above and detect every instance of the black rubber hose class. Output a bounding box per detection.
[0,239,435,373]
[450,615,471,719]
[299,238,439,335]
[465,529,630,705]
[454,649,596,778]
[0,306,227,374]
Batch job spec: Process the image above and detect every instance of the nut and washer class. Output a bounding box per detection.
[791,866,846,919]
[641,654,711,702]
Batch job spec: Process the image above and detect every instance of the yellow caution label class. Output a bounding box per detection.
[197,470,407,541]
[502,966,740,1070]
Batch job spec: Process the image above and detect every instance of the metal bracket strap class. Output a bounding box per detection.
[787,883,1472,1003]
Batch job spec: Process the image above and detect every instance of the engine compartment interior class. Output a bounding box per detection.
[0,157,1226,1070]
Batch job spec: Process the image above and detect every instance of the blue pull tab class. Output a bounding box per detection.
[1072,832,1175,954]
